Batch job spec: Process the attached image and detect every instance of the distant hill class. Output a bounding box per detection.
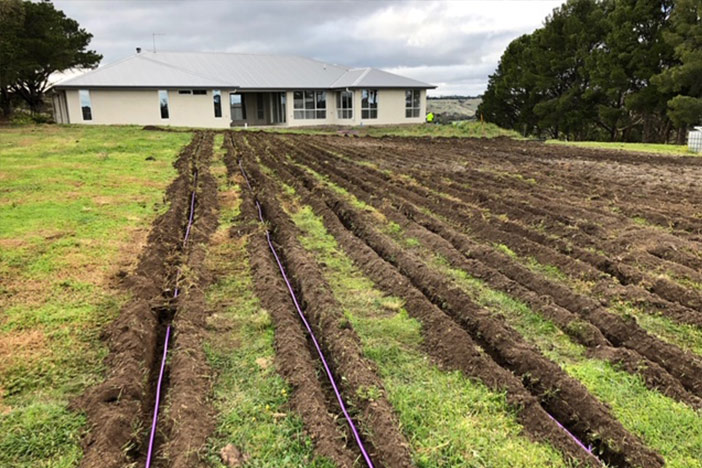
[427,96,482,123]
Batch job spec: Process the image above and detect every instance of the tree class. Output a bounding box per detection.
[588,0,674,142]
[479,0,606,140]
[0,0,24,117]
[0,0,101,115]
[653,0,702,141]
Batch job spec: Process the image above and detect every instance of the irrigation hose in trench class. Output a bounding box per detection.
[145,169,199,468]
[239,159,375,468]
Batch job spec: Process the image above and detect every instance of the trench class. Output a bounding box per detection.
[77,132,215,468]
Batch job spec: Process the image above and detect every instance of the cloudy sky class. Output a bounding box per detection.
[53,0,563,96]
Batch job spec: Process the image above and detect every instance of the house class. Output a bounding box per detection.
[50,51,435,128]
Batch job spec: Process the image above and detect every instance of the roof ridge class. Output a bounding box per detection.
[352,68,372,87]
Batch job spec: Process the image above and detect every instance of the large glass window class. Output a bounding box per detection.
[230,93,246,121]
[159,90,169,119]
[405,90,421,118]
[361,89,378,119]
[293,90,326,119]
[213,90,222,118]
[79,90,92,121]
[336,91,353,119]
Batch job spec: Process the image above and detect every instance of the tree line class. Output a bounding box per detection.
[0,0,100,118]
[477,0,702,143]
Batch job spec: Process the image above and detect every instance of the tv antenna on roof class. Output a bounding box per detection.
[152,33,165,52]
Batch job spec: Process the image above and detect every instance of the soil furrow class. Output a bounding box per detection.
[293,137,702,322]
[223,133,359,466]
[239,147,414,467]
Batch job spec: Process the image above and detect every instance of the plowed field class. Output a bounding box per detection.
[5,128,700,468]
[221,132,702,468]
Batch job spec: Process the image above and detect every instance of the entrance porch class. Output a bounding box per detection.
[230,91,286,127]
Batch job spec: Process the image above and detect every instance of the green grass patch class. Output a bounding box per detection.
[610,301,702,358]
[255,121,521,139]
[545,140,694,156]
[291,205,572,467]
[0,124,191,467]
[203,194,331,467]
[430,254,702,467]
[364,121,522,139]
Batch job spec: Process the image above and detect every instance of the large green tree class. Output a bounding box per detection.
[588,0,674,142]
[479,0,693,142]
[653,0,702,141]
[479,0,606,139]
[0,0,101,116]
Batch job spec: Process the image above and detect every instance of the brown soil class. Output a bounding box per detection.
[75,132,218,468]
[277,137,702,408]
[296,136,702,328]
[241,133,665,468]
[278,136,702,398]
[256,145,600,466]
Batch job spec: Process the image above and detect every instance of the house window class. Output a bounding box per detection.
[361,89,378,119]
[257,94,265,120]
[79,90,92,121]
[293,90,326,119]
[159,90,169,119]
[213,90,222,118]
[192,89,207,95]
[336,91,353,119]
[405,90,420,118]
[230,93,246,120]
[178,90,192,95]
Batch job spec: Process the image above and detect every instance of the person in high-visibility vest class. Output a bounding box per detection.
[426,112,434,123]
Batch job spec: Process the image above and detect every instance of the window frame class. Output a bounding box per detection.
[361,89,378,119]
[336,90,353,119]
[79,89,92,121]
[213,90,222,118]
[158,90,169,120]
[405,89,421,118]
[293,90,326,119]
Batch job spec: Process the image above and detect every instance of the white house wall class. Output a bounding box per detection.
[64,88,427,128]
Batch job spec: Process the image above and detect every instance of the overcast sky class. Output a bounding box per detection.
[53,0,563,96]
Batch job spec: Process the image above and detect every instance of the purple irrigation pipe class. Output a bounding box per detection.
[145,167,200,468]
[145,325,170,468]
[546,413,602,465]
[238,159,374,468]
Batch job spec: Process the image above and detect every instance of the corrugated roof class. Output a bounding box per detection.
[56,51,435,89]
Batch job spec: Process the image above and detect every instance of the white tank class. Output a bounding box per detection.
[689,127,702,153]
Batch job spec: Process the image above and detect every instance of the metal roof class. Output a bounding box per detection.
[55,51,435,90]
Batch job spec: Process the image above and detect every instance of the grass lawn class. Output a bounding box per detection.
[0,124,191,467]
[545,140,694,156]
